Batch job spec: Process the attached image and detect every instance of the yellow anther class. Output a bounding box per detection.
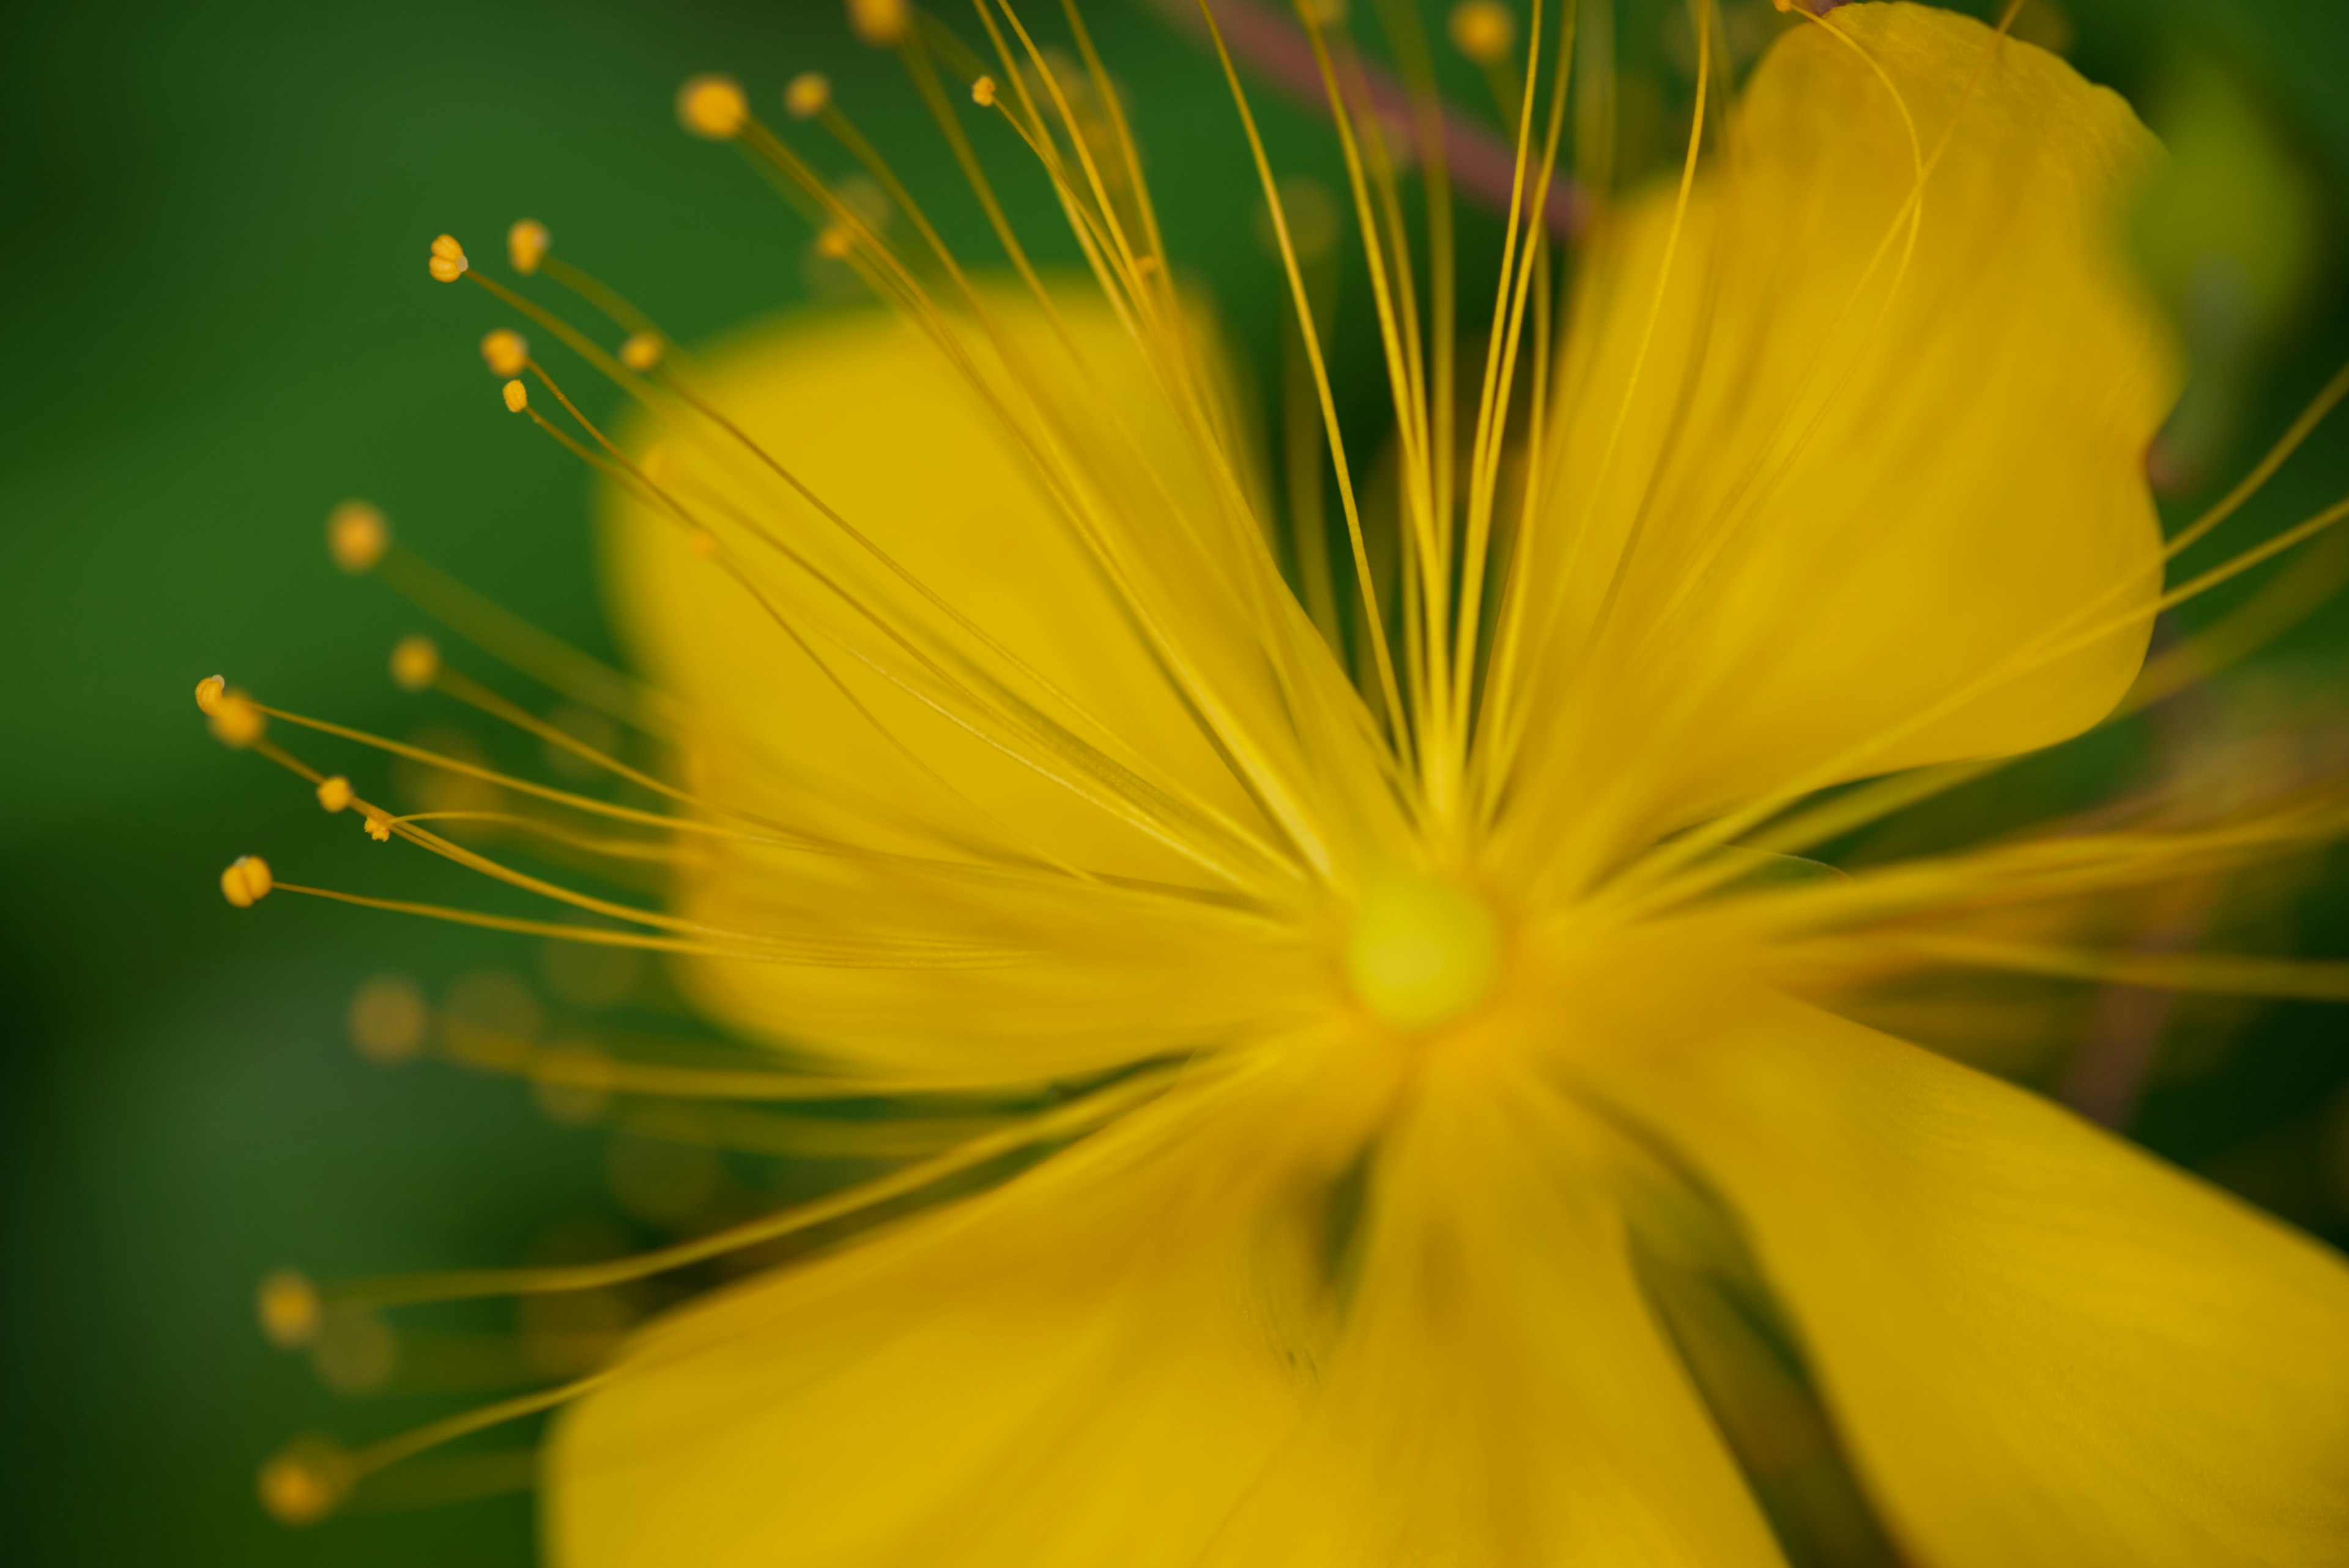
[390,634,441,691]
[815,225,855,260]
[784,72,831,120]
[349,974,428,1063]
[221,855,275,908]
[619,332,662,372]
[507,217,551,274]
[362,811,393,843]
[325,500,390,573]
[427,232,469,283]
[195,674,227,715]
[848,0,910,46]
[1344,871,1501,1032]
[677,73,748,139]
[257,1436,351,1528]
[1448,0,1516,65]
[971,75,998,108]
[256,1268,322,1348]
[208,690,266,748]
[503,378,529,413]
[481,328,530,377]
[315,775,354,813]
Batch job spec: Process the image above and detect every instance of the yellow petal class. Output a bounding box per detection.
[606,291,1381,1081]
[1504,4,2178,874]
[1203,1058,1789,1566]
[1576,984,2349,1566]
[546,1074,1317,1567]
[549,1049,1793,1566]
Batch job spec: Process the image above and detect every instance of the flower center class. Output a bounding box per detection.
[1344,871,1502,1032]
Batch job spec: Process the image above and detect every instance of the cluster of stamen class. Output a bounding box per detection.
[197,0,2349,1530]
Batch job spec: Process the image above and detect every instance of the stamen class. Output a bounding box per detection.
[390,634,441,692]
[221,855,275,907]
[207,687,266,748]
[261,1373,607,1527]
[676,73,748,139]
[194,674,227,715]
[257,1269,324,1348]
[1448,1,1516,67]
[480,329,529,377]
[617,332,662,371]
[319,1065,1184,1310]
[316,775,355,812]
[507,218,551,274]
[784,71,832,119]
[848,0,910,48]
[972,74,998,107]
[327,500,390,573]
[502,378,528,413]
[426,233,467,283]
[258,1435,350,1526]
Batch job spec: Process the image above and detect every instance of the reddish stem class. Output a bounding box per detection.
[1141,0,1589,241]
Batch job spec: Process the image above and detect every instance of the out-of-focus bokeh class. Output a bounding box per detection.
[1,1,2343,1562]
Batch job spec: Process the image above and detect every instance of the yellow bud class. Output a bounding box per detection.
[971,75,998,108]
[848,0,910,46]
[619,332,662,372]
[1448,0,1515,65]
[208,690,265,748]
[315,775,354,813]
[390,634,440,691]
[677,73,748,139]
[257,1437,350,1528]
[195,674,227,715]
[426,232,469,283]
[325,499,389,572]
[503,378,529,414]
[507,217,551,274]
[480,328,529,377]
[256,1269,322,1348]
[784,72,831,120]
[221,855,274,908]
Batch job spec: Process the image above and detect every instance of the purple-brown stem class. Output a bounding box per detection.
[1141,0,1589,240]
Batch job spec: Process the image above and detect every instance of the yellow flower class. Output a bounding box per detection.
[224,2,2349,1561]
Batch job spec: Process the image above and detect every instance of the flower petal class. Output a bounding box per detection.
[1504,4,2178,871]
[606,294,1379,1081]
[545,1072,1319,1568]
[1202,1058,1790,1566]
[547,1050,1792,1567]
[1576,985,2349,1566]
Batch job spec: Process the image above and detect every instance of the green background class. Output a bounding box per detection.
[2,1,2344,1562]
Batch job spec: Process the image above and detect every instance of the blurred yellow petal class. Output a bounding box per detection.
[1204,1060,1788,1566]
[547,1072,1316,1567]
[1578,985,2349,1566]
[1505,4,2178,874]
[549,1049,1794,1567]
[604,292,1376,1082]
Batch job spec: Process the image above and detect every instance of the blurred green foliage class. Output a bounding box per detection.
[2,1,2344,1564]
